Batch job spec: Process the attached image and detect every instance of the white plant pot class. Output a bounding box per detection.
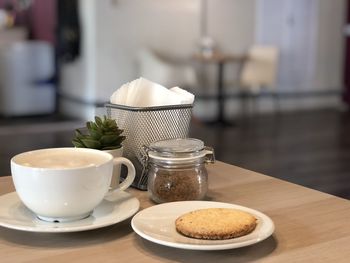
[104,147,124,188]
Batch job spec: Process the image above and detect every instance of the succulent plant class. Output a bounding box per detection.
[72,116,126,150]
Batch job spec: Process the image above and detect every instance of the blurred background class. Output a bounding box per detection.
[0,0,349,199]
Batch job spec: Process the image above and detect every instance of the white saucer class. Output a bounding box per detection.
[131,201,274,250]
[0,191,140,233]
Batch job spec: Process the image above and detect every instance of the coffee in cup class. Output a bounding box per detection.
[11,147,135,222]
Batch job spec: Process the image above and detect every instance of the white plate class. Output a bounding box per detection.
[0,191,139,233]
[131,201,274,250]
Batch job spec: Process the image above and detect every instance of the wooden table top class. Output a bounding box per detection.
[1,161,350,262]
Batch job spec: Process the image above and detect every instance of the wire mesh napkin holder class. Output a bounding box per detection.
[106,103,193,190]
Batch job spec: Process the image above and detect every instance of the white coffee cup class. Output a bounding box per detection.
[11,147,135,222]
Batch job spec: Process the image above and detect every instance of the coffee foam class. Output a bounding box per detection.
[14,149,109,169]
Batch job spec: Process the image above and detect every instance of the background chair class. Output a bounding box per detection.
[239,45,279,115]
[137,49,198,90]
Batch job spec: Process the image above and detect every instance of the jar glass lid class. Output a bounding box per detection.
[148,138,204,154]
[145,138,214,165]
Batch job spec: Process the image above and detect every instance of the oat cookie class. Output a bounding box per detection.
[175,208,257,240]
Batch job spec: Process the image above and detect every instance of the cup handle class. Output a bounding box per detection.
[111,157,135,191]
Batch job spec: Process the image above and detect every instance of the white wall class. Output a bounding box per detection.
[256,0,345,92]
[94,0,200,101]
[314,0,346,91]
[59,0,346,120]
[202,0,256,93]
[240,0,346,117]
[60,0,257,119]
[207,0,256,54]
[256,0,318,92]
[194,0,257,119]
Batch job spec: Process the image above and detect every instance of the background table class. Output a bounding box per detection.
[1,161,350,262]
[193,52,246,125]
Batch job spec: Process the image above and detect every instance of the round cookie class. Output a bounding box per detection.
[175,208,257,240]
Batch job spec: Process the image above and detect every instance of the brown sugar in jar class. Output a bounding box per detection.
[151,166,206,203]
[144,138,215,203]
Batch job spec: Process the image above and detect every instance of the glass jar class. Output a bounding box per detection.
[143,138,215,203]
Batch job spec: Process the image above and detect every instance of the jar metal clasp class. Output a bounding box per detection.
[203,146,215,164]
[140,145,151,180]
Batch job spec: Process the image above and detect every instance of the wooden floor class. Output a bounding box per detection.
[1,109,349,199]
[190,109,350,200]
